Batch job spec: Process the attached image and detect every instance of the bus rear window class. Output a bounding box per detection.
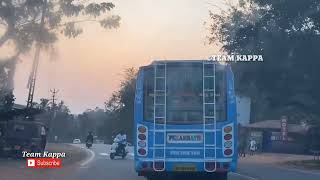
[166,63,203,123]
[143,68,154,121]
[143,62,227,124]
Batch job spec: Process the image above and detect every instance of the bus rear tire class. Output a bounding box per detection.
[146,176,162,180]
[216,172,228,180]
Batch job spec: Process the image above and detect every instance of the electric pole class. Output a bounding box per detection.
[50,89,58,108]
[49,89,58,130]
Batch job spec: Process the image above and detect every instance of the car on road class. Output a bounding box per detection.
[73,139,81,144]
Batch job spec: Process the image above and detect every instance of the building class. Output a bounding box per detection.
[244,120,310,154]
[236,96,251,126]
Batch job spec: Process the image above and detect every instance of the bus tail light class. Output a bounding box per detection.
[138,141,146,148]
[138,148,146,155]
[224,134,232,141]
[137,124,148,156]
[222,124,234,157]
[138,134,146,140]
[224,126,232,133]
[224,149,233,156]
[138,126,147,133]
[224,141,232,148]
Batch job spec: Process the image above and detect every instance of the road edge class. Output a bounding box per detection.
[69,144,95,167]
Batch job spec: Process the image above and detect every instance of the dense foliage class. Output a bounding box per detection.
[209,0,320,125]
[70,68,137,142]
[102,68,137,142]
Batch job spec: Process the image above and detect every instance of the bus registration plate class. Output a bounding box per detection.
[174,164,197,172]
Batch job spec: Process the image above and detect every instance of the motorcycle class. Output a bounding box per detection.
[86,141,93,149]
[110,138,128,160]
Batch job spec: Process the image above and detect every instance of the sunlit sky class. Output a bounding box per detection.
[12,0,224,114]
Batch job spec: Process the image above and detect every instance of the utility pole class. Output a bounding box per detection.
[50,89,58,108]
[49,89,58,130]
[26,0,48,109]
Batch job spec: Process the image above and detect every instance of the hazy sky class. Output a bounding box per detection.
[13,0,223,113]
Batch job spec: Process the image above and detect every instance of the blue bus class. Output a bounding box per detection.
[134,60,237,180]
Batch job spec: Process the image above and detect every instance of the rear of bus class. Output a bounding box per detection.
[134,61,237,180]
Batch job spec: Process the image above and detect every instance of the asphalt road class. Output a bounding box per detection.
[65,144,252,180]
[60,144,318,180]
[2,143,320,180]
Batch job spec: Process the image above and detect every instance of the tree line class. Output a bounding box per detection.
[209,0,320,126]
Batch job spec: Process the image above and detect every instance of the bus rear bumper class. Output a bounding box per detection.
[136,160,236,177]
[138,171,229,180]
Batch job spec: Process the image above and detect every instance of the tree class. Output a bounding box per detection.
[0,0,121,99]
[103,68,137,142]
[208,0,320,124]
[79,108,106,138]
[0,90,15,112]
[39,98,50,111]
[48,100,74,142]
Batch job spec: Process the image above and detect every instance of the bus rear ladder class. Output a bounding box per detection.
[203,61,217,172]
[153,62,167,171]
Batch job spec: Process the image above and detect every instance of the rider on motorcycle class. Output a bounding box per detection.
[114,131,127,154]
[86,131,94,144]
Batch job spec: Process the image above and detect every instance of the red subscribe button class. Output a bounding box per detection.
[27,158,62,168]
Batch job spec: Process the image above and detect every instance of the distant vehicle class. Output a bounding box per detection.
[0,120,47,157]
[134,61,237,180]
[73,139,81,144]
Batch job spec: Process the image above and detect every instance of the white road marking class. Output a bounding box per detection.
[69,144,96,166]
[100,153,109,156]
[80,147,95,166]
[230,172,258,180]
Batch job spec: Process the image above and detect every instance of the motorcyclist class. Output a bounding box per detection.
[115,131,127,154]
[86,131,94,144]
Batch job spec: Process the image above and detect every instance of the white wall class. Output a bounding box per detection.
[236,96,251,125]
